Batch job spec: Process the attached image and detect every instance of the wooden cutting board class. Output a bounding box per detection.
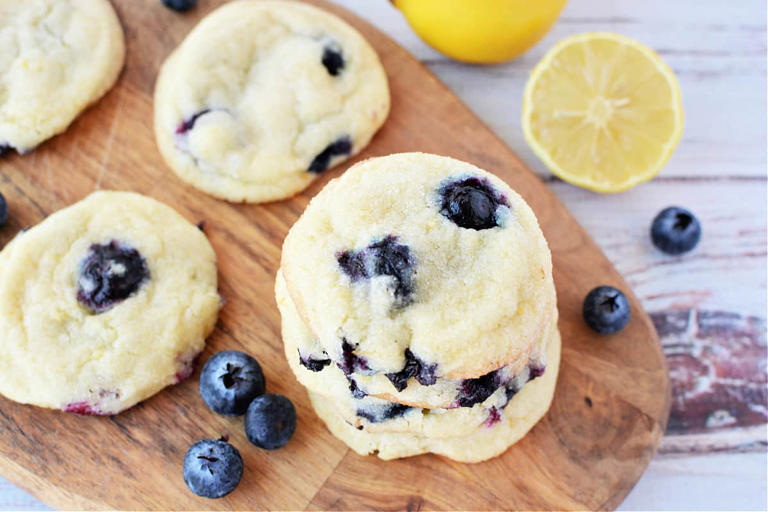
[0,0,670,509]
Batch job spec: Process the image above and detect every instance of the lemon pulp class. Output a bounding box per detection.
[522,32,684,193]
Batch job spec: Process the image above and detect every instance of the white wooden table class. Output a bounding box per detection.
[1,0,766,509]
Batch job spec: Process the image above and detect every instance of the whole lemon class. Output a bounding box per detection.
[392,0,567,64]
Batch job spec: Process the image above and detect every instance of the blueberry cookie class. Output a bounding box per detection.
[281,153,556,380]
[307,328,559,462]
[0,0,125,154]
[154,0,389,203]
[0,191,220,414]
[277,270,551,410]
[279,269,559,439]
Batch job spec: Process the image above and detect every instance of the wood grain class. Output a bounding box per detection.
[0,0,669,509]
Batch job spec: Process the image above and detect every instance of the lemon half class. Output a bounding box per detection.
[522,33,684,193]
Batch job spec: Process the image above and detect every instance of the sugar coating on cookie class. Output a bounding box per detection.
[0,0,125,154]
[154,0,390,203]
[0,191,220,414]
[307,328,560,463]
[281,153,556,379]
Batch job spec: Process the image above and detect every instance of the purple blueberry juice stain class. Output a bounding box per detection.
[483,406,502,427]
[438,176,509,230]
[175,353,202,383]
[337,235,415,308]
[63,401,103,415]
[175,109,211,135]
[76,240,149,314]
[63,390,119,415]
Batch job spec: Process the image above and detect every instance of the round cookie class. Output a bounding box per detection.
[0,0,125,154]
[281,152,556,380]
[276,269,552,409]
[307,327,560,463]
[154,0,390,203]
[280,272,560,439]
[0,191,220,415]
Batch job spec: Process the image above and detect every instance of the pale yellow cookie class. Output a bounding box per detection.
[282,153,556,380]
[0,0,125,154]
[0,191,220,415]
[276,268,554,410]
[279,270,559,439]
[154,0,389,203]
[307,327,560,462]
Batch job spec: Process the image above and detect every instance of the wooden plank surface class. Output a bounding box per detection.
[0,0,670,510]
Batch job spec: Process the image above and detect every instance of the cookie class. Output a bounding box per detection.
[281,153,556,380]
[276,269,552,410]
[0,0,125,154]
[307,326,559,462]
[0,191,220,414]
[279,269,559,439]
[154,0,389,203]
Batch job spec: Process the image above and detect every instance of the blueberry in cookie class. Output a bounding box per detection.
[0,191,219,414]
[439,176,509,230]
[77,241,149,314]
[337,235,415,308]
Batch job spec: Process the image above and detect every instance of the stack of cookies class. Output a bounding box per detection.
[276,153,559,463]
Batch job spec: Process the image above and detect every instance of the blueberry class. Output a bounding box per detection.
[162,0,198,12]
[357,402,411,423]
[245,394,297,450]
[582,285,630,334]
[439,177,508,230]
[308,136,352,173]
[337,235,415,307]
[76,241,149,314]
[182,438,243,499]
[455,370,500,407]
[651,206,701,255]
[200,351,266,416]
[0,144,10,157]
[298,351,331,372]
[386,349,437,392]
[321,45,345,76]
[0,191,7,227]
